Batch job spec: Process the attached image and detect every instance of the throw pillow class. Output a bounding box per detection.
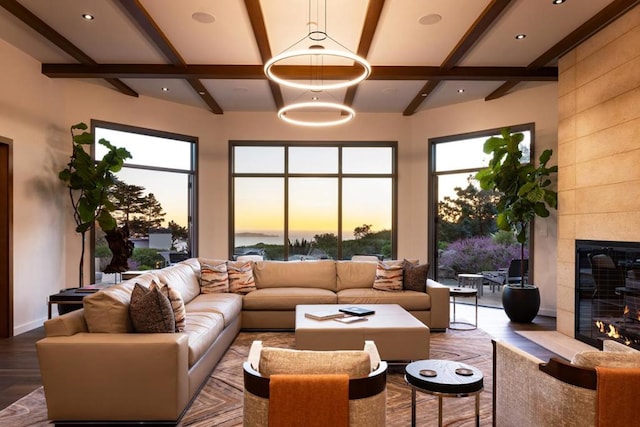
[373,260,403,291]
[151,281,186,332]
[403,260,429,292]
[129,283,175,333]
[571,350,640,369]
[227,260,257,294]
[200,261,229,293]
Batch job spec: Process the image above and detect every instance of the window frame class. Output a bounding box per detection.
[428,123,535,282]
[90,119,198,280]
[229,140,398,260]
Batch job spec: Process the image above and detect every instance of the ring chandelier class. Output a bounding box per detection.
[278,101,355,127]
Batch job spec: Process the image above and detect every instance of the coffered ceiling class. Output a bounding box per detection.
[0,0,637,116]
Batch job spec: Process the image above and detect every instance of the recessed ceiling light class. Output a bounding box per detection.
[161,87,169,92]
[457,89,465,93]
[81,13,94,20]
[198,91,205,95]
[418,14,442,26]
[192,12,215,24]
[552,0,566,4]
[515,33,526,40]
[421,93,428,97]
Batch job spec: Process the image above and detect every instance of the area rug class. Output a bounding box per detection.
[0,328,494,426]
[515,330,595,360]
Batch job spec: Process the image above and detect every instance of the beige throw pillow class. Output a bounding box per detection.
[259,348,371,378]
[373,260,403,291]
[200,261,229,293]
[227,260,257,294]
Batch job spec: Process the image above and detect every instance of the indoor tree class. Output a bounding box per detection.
[58,123,131,286]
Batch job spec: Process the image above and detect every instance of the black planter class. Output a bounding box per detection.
[502,284,540,323]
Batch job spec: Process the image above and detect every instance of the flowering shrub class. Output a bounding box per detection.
[439,236,527,277]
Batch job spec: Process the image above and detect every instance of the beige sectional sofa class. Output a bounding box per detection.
[37,257,449,424]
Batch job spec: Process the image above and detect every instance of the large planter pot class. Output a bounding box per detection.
[502,284,540,323]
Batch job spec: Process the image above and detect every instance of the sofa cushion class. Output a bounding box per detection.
[259,347,371,378]
[336,261,376,290]
[337,288,430,311]
[243,288,337,310]
[228,260,257,294]
[183,311,225,367]
[129,283,175,333]
[152,281,187,332]
[403,260,429,292]
[155,262,201,304]
[186,293,243,327]
[572,344,640,369]
[200,261,229,293]
[253,260,337,291]
[373,261,403,291]
[83,279,143,333]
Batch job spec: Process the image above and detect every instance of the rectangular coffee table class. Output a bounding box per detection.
[295,304,430,361]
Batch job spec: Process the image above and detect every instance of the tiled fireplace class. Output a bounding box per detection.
[575,240,640,349]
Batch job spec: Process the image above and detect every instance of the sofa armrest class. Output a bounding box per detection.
[36,332,190,422]
[426,279,450,330]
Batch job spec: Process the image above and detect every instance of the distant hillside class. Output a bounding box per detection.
[235,232,278,238]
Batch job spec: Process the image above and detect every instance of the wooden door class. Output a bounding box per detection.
[0,137,12,337]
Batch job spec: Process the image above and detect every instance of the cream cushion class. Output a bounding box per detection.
[258,347,371,378]
[155,262,201,304]
[253,260,337,291]
[571,342,640,369]
[83,280,141,333]
[336,261,376,290]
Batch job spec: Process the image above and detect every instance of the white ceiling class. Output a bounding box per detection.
[0,0,627,115]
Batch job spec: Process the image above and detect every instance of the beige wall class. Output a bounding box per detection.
[556,5,640,336]
[1,34,559,334]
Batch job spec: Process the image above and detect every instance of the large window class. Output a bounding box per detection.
[92,121,197,283]
[231,142,396,260]
[429,124,533,307]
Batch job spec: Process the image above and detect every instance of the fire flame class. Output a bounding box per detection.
[595,320,632,345]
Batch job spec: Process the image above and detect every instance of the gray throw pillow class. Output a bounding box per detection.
[403,260,429,292]
[129,283,175,333]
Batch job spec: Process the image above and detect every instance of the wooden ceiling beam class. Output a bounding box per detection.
[486,0,640,101]
[343,0,386,109]
[244,0,283,110]
[404,0,515,116]
[0,0,137,97]
[42,64,558,81]
[116,0,222,114]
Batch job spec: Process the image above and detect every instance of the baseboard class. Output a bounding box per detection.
[14,317,45,336]
[538,308,556,318]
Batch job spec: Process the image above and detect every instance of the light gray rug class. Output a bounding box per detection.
[0,329,495,426]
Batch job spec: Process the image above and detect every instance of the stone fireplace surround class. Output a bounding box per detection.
[555,5,640,340]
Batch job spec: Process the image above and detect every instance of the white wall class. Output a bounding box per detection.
[0,36,559,334]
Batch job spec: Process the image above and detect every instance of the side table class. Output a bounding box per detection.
[405,359,484,427]
[458,273,484,297]
[450,287,478,330]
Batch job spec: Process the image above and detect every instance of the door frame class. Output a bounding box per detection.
[0,136,13,337]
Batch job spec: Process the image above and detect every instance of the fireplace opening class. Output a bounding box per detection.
[576,240,640,350]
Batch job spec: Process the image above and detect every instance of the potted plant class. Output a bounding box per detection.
[58,123,131,287]
[475,127,557,322]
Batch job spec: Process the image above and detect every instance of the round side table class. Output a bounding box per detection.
[405,359,484,427]
[449,287,478,330]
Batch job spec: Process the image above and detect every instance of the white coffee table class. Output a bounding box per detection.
[295,304,430,361]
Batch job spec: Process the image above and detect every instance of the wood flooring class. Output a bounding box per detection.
[0,305,557,411]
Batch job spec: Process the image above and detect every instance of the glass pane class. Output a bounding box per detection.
[342,178,392,260]
[95,167,190,283]
[234,146,284,173]
[288,147,338,173]
[234,177,284,260]
[95,128,192,171]
[343,147,392,174]
[289,178,337,260]
[435,131,532,172]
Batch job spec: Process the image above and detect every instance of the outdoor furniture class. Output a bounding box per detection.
[457,273,484,297]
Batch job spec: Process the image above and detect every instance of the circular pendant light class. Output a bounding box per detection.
[278,101,355,127]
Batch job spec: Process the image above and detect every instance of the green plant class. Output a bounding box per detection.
[475,127,558,287]
[58,123,131,285]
